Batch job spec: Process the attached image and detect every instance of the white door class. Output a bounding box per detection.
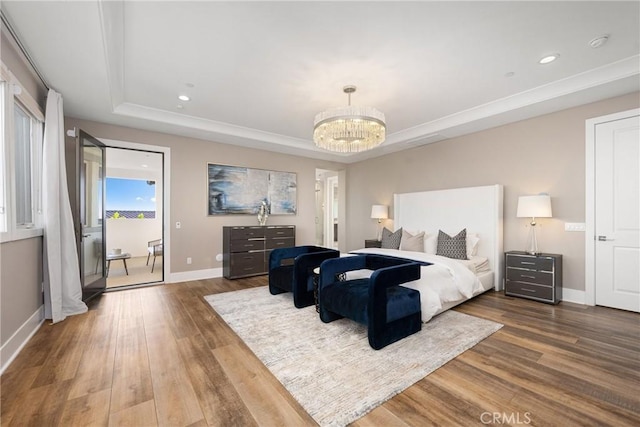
[324,175,339,249]
[594,114,640,312]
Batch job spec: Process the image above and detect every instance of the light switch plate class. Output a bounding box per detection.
[565,222,586,232]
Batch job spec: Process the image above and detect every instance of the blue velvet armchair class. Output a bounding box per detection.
[318,254,423,350]
[269,246,340,308]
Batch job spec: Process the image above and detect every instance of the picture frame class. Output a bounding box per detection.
[207,163,297,215]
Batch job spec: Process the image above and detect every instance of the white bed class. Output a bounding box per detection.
[352,184,504,322]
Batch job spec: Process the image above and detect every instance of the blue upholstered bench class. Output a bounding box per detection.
[268,246,339,308]
[318,254,424,350]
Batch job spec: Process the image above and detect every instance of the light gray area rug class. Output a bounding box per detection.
[205,287,502,427]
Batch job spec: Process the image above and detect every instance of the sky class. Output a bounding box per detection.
[106,178,156,211]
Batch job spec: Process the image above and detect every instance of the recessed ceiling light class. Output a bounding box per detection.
[178,95,190,101]
[589,35,609,49]
[141,164,148,168]
[539,54,559,64]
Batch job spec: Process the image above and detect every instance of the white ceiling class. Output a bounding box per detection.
[2,1,639,163]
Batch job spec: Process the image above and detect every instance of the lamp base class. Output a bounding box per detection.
[525,223,540,255]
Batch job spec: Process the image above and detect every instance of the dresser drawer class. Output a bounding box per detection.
[230,252,264,272]
[229,239,264,252]
[506,255,554,271]
[265,227,295,239]
[505,281,553,301]
[506,268,553,286]
[266,237,295,250]
[229,227,265,240]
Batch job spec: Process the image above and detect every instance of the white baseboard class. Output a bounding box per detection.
[169,267,223,283]
[1,305,45,374]
[561,288,586,305]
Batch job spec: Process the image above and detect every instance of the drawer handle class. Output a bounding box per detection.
[521,288,537,293]
[521,275,536,279]
[243,267,254,271]
[521,262,536,265]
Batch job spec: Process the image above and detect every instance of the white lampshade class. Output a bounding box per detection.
[371,204,389,220]
[517,194,552,218]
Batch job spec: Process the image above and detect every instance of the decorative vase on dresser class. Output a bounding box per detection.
[222,225,295,279]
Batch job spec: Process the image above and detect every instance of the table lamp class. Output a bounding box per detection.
[371,205,389,241]
[516,194,552,255]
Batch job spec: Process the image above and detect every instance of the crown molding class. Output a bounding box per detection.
[384,55,640,147]
[100,0,639,165]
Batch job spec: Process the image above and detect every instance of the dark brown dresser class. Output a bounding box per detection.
[222,225,295,279]
[504,251,562,304]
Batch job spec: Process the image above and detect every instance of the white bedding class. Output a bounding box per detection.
[349,248,490,322]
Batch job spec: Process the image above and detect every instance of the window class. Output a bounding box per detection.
[14,103,33,226]
[0,64,44,241]
[0,82,6,232]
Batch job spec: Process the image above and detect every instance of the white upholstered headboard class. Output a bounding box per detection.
[393,184,504,291]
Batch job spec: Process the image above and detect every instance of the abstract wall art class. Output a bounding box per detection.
[207,164,297,215]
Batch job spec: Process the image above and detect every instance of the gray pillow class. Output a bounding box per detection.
[381,227,403,249]
[436,229,468,259]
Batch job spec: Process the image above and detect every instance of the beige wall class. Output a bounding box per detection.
[0,239,43,343]
[346,92,640,292]
[64,118,345,274]
[0,26,47,350]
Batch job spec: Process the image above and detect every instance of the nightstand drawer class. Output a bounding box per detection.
[365,239,382,248]
[505,281,553,301]
[506,268,553,286]
[506,255,554,271]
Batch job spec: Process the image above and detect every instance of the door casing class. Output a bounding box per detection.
[100,138,171,283]
[585,108,640,307]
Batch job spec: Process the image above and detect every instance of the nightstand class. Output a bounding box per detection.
[364,239,382,248]
[505,251,562,304]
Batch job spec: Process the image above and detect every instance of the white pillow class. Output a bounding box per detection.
[424,232,437,254]
[467,233,480,258]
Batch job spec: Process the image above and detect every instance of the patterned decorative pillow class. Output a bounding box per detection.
[436,229,468,260]
[381,227,403,249]
[400,230,425,252]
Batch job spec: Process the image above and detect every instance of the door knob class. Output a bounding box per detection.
[597,235,614,241]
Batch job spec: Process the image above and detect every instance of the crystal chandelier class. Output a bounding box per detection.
[313,85,386,153]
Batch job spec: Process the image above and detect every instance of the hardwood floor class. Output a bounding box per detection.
[2,277,639,426]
